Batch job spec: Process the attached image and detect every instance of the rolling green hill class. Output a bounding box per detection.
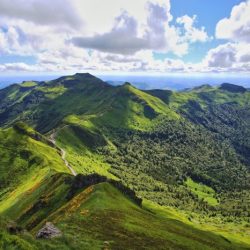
[0,74,249,249]
[0,73,178,132]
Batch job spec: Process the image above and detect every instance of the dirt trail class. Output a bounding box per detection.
[49,129,77,176]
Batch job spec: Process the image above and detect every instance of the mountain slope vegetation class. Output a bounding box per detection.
[0,74,249,249]
[0,173,249,250]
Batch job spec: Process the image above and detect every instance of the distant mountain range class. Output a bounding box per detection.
[1,74,250,91]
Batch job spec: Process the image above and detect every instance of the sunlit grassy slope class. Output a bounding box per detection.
[0,122,70,214]
[55,124,115,178]
[186,178,219,206]
[0,173,249,250]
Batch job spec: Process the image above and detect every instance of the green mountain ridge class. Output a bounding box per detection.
[0,73,249,249]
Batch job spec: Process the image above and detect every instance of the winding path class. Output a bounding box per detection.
[49,129,77,176]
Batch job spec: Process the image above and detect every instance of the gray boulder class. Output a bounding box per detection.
[36,222,62,239]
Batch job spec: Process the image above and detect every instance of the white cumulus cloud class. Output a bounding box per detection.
[216,0,250,43]
[0,0,83,29]
[202,43,250,72]
[177,15,210,43]
[0,0,212,73]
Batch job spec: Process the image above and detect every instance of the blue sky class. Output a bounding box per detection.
[0,0,250,75]
[171,0,243,32]
[168,0,244,63]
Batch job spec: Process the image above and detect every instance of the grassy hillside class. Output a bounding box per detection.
[0,73,180,133]
[0,122,70,214]
[0,173,249,250]
[55,124,115,178]
[185,178,218,206]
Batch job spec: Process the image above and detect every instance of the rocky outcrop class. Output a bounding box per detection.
[36,222,62,239]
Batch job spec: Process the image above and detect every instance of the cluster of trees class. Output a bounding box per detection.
[182,101,250,166]
[96,117,250,219]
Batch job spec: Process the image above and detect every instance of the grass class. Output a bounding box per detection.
[2,73,250,133]
[0,230,36,250]
[20,81,37,88]
[63,115,97,130]
[33,75,181,132]
[36,85,66,99]
[0,124,71,214]
[167,86,250,111]
[186,178,219,206]
[1,179,249,250]
[143,199,250,247]
[91,88,179,131]
[56,125,116,179]
[2,137,248,250]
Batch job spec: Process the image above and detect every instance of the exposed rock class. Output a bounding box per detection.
[36,222,62,239]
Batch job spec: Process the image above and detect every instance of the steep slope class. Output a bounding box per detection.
[0,122,71,214]
[173,85,250,166]
[1,77,249,189]
[144,89,173,104]
[0,173,248,250]
[37,77,178,131]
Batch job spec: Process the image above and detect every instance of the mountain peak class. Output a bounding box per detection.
[49,73,109,89]
[118,82,132,89]
[193,84,212,90]
[74,72,96,78]
[123,82,132,86]
[220,83,247,93]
